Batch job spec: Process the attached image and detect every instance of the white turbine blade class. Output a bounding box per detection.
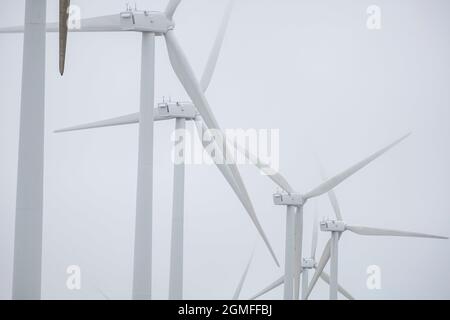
[232,248,255,300]
[304,134,411,200]
[194,117,238,188]
[317,162,343,221]
[165,31,222,135]
[54,113,141,133]
[249,276,284,300]
[59,0,70,75]
[165,31,279,266]
[327,189,343,221]
[233,140,295,193]
[310,203,319,260]
[132,32,155,300]
[320,271,354,300]
[306,238,331,299]
[165,0,182,20]
[200,0,234,92]
[346,225,448,239]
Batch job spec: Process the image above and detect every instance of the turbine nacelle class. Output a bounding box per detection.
[273,193,305,206]
[157,101,198,120]
[320,220,346,233]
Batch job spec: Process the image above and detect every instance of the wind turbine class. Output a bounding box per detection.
[248,203,353,300]
[53,1,268,300]
[4,0,48,300]
[310,203,447,300]
[233,134,410,299]
[59,0,70,75]
[1,0,280,299]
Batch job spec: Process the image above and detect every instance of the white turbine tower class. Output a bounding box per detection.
[1,0,280,299]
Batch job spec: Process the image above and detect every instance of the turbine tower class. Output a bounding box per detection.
[309,191,447,300]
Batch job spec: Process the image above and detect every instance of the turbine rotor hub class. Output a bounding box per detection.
[273,193,304,206]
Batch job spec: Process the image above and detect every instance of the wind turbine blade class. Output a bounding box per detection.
[327,189,343,221]
[200,0,234,92]
[345,225,448,239]
[194,118,242,205]
[59,0,70,75]
[233,140,295,193]
[165,31,279,266]
[320,271,354,300]
[306,239,331,299]
[54,113,141,133]
[60,15,131,32]
[304,134,411,200]
[0,26,27,33]
[311,203,319,260]
[249,276,284,300]
[232,247,255,300]
[165,0,182,20]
